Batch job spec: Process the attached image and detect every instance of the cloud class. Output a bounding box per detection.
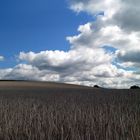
[69,0,120,19]
[19,51,116,77]
[3,64,60,81]
[116,49,140,63]
[69,0,140,32]
[67,22,140,51]
[0,68,12,79]
[69,0,140,66]
[16,23,135,88]
[116,49,140,71]
[19,46,112,72]
[113,0,140,32]
[0,56,4,61]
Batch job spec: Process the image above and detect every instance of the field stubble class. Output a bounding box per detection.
[0,82,139,140]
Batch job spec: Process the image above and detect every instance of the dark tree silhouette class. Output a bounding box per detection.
[94,85,100,88]
[130,85,140,89]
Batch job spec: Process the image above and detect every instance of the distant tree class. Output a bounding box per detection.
[130,85,140,89]
[94,85,100,88]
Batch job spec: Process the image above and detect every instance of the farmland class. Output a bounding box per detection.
[0,81,139,140]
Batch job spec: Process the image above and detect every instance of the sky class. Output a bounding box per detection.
[0,0,92,67]
[0,0,140,88]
